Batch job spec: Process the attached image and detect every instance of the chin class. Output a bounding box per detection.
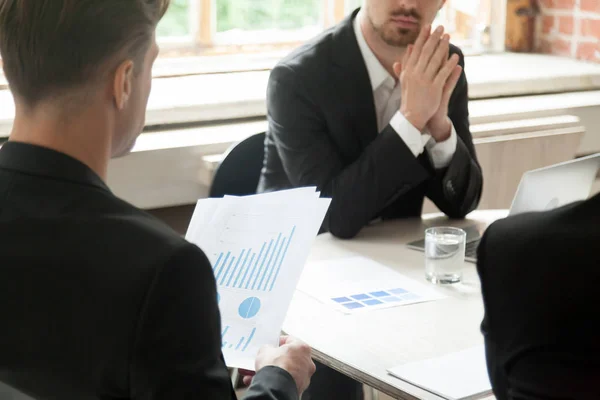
[383,27,419,47]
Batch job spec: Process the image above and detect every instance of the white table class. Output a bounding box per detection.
[283,210,508,400]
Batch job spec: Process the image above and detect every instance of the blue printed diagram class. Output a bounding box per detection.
[221,325,257,352]
[238,297,261,319]
[331,287,421,310]
[212,226,296,292]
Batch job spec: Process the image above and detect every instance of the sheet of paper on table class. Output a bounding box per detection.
[185,187,330,370]
[387,345,492,400]
[296,256,446,315]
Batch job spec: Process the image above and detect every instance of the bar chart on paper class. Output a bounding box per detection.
[212,225,296,292]
[185,189,331,369]
[211,224,298,366]
[221,325,257,352]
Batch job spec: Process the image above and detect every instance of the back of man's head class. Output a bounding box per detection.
[0,0,170,107]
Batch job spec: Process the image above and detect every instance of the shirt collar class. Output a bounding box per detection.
[0,141,110,192]
[353,11,396,92]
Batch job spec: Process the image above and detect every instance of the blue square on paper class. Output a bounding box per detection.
[332,297,352,303]
[343,302,364,310]
[389,288,408,295]
[351,294,371,301]
[381,296,402,303]
[369,291,390,298]
[363,299,383,306]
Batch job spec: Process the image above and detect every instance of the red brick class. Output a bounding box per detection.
[537,37,572,56]
[554,0,576,9]
[576,41,600,61]
[581,0,600,13]
[580,18,600,38]
[550,37,572,56]
[538,0,554,8]
[542,15,555,34]
[558,15,574,34]
[536,38,553,54]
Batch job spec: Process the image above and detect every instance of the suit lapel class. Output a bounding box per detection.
[330,9,379,150]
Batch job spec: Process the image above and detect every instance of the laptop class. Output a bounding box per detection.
[407,153,600,263]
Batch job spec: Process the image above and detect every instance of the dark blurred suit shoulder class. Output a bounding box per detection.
[0,141,296,400]
[477,194,600,400]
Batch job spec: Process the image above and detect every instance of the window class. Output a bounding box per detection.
[215,0,322,45]
[435,0,496,53]
[0,0,503,82]
[156,0,330,51]
[157,0,193,40]
[156,0,503,56]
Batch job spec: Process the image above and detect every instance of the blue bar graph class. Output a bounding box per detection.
[212,226,296,292]
[219,256,236,285]
[242,328,257,351]
[221,326,257,353]
[212,252,223,272]
[240,253,257,289]
[252,239,274,290]
[244,243,265,289]
[215,252,231,283]
[226,250,245,286]
[258,233,281,290]
[233,249,251,288]
[269,226,296,291]
[264,236,285,291]
[235,336,245,350]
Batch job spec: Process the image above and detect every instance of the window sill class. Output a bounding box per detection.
[1,52,600,139]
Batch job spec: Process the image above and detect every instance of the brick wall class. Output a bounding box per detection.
[536,0,600,62]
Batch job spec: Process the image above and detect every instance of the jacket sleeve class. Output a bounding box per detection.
[267,64,432,239]
[425,48,483,218]
[243,366,298,400]
[129,242,297,400]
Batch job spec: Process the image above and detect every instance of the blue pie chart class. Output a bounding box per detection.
[238,297,261,319]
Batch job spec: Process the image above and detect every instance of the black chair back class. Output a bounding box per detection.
[209,132,266,198]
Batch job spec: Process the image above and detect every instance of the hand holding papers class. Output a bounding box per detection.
[185,187,330,369]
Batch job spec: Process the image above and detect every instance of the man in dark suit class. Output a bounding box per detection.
[477,197,600,400]
[0,1,315,399]
[258,2,483,241]
[258,1,483,398]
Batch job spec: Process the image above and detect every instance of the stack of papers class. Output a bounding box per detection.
[185,187,330,369]
[297,256,446,314]
[387,345,492,400]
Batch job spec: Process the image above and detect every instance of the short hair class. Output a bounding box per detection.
[0,0,170,106]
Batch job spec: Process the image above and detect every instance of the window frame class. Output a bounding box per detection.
[0,0,507,84]
[157,0,506,55]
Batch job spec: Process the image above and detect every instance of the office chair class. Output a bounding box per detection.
[209,132,266,198]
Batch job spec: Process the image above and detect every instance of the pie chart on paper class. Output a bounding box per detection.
[238,297,261,319]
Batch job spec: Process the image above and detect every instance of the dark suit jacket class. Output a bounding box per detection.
[257,9,483,239]
[0,141,297,400]
[477,195,600,400]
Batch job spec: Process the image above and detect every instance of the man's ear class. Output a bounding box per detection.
[113,60,135,110]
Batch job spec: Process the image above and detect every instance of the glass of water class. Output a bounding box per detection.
[425,227,466,284]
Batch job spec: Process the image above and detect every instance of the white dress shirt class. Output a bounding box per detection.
[353,13,457,169]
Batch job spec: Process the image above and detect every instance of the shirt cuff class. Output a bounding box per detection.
[424,123,458,169]
[389,112,431,158]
